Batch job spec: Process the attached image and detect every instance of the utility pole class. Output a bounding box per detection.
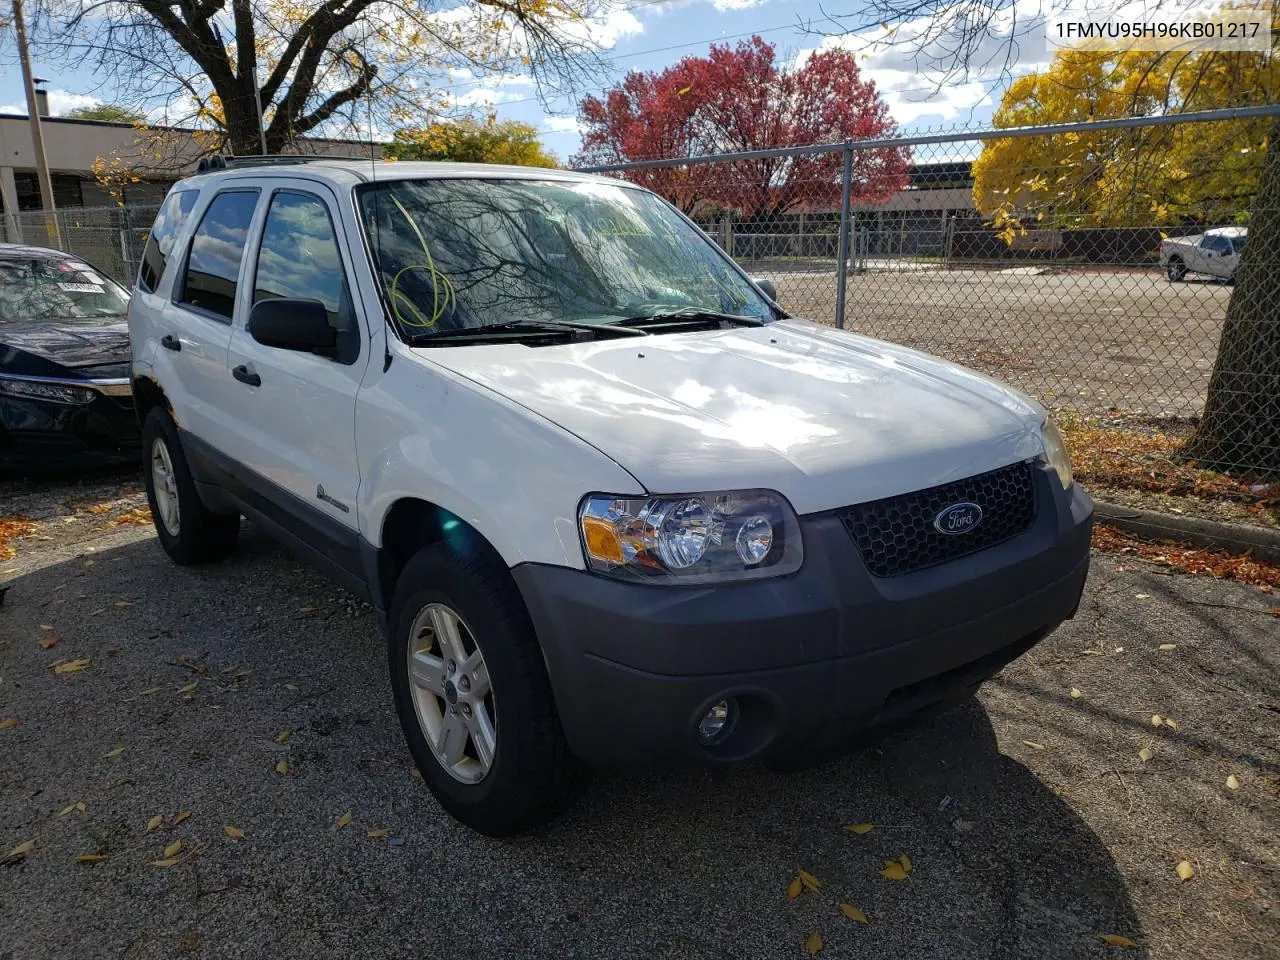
[11,0,60,248]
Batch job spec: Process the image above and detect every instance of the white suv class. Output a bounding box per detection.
[128,157,1093,835]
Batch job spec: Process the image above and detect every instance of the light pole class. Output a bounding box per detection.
[11,0,61,248]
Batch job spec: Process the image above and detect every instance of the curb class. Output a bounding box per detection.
[1094,500,1280,564]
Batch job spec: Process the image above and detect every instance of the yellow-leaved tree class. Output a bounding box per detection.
[972,49,1280,228]
[386,119,559,166]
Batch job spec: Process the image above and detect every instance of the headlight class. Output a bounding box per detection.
[0,378,97,404]
[1040,417,1073,489]
[579,489,803,583]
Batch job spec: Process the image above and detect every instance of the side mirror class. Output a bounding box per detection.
[753,277,778,302]
[247,298,337,357]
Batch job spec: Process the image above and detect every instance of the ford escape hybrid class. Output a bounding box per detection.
[127,157,1093,836]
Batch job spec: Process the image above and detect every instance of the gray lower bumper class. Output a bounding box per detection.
[513,467,1093,769]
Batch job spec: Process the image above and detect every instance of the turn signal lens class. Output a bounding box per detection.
[581,515,625,564]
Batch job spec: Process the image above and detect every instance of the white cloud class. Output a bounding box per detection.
[711,0,765,9]
[0,89,104,117]
[543,115,584,134]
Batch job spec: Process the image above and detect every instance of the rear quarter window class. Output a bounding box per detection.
[138,189,199,293]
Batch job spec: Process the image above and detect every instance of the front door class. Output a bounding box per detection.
[221,182,369,571]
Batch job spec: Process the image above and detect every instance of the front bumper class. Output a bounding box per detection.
[513,464,1093,769]
[0,390,140,471]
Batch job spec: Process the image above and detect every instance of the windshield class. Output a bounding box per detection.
[0,258,129,322]
[358,178,774,337]
[1231,235,1247,254]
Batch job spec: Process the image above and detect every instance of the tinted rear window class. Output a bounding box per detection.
[138,189,198,293]
[178,190,259,320]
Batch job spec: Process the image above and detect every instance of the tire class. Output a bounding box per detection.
[388,542,587,836]
[1166,257,1186,282]
[141,407,239,565]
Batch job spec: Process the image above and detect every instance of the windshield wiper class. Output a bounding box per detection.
[615,307,765,328]
[409,318,647,345]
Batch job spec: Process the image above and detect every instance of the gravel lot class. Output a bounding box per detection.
[762,263,1233,421]
[1,471,1277,960]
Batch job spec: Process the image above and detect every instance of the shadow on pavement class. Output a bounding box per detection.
[1,530,1145,960]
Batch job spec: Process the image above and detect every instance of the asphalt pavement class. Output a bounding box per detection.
[1,516,1276,959]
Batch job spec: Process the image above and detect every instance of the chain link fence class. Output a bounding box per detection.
[592,106,1280,479]
[3,205,160,287]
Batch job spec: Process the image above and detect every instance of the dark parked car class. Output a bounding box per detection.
[0,244,137,471]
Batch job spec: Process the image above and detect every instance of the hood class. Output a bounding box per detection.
[414,318,1047,514]
[0,318,131,377]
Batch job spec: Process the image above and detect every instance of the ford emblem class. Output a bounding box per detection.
[934,501,983,535]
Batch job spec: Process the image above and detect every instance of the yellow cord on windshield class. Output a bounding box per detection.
[386,194,456,329]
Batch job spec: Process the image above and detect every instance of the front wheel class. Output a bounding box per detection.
[141,408,239,565]
[388,542,587,835]
[1166,257,1187,282]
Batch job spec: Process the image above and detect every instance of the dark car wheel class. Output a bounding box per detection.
[388,542,588,836]
[1166,257,1186,282]
[141,408,239,564]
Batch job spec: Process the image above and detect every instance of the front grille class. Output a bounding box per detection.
[839,461,1036,577]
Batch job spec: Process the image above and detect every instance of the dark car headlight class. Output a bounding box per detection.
[0,378,98,404]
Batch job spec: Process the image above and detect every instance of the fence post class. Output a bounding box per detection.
[834,140,854,330]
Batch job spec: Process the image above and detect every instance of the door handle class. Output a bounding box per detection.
[161,334,181,352]
[232,365,261,387]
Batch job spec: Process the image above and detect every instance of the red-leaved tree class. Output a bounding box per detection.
[574,37,909,217]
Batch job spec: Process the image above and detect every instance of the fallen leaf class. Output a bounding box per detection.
[1138,747,1154,762]
[1022,740,1046,751]
[1163,718,1179,731]
[1099,933,1139,948]
[880,859,909,881]
[1070,687,1081,699]
[899,854,912,873]
[102,745,124,758]
[284,683,299,692]
[150,857,180,868]
[172,810,191,826]
[840,903,869,924]
[115,600,131,607]
[146,815,163,833]
[336,811,353,830]
[1176,859,1194,882]
[411,767,423,780]
[366,828,390,839]
[6,839,35,860]
[0,717,18,730]
[1135,593,1150,599]
[75,854,108,863]
[804,931,823,956]
[275,730,293,744]
[54,658,91,674]
[223,825,245,840]
[38,635,59,649]
[1150,714,1163,727]
[39,623,53,630]
[298,606,314,614]
[163,839,183,858]
[1226,774,1241,790]
[177,682,198,694]
[797,868,821,892]
[843,823,875,835]
[275,759,289,775]
[221,664,239,674]
[60,802,85,816]
[787,875,803,900]
[1158,643,1176,651]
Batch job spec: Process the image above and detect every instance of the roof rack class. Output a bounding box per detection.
[196,155,330,173]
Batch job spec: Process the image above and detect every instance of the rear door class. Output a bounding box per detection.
[220,181,367,572]
[160,188,262,453]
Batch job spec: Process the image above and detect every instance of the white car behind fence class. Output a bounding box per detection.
[1159,226,1247,282]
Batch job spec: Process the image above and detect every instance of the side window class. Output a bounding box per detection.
[138,189,198,293]
[178,190,260,321]
[1203,235,1229,254]
[252,191,348,327]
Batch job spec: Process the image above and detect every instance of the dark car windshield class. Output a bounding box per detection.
[358,178,773,337]
[0,258,130,322]
[1231,235,1247,254]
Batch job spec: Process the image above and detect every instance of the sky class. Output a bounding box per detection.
[0,0,1067,163]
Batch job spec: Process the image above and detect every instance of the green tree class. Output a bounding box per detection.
[386,119,559,167]
[63,103,146,124]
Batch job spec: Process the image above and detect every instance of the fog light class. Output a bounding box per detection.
[697,698,739,746]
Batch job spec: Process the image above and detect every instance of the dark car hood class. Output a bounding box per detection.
[0,318,131,377]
